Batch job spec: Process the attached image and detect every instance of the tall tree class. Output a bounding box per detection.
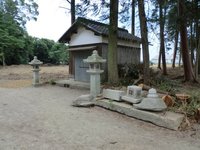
[165,0,179,68]
[1,0,38,27]
[131,0,135,35]
[108,0,119,84]
[137,0,150,84]
[178,0,196,82]
[71,0,75,24]
[0,0,38,65]
[172,30,179,68]
[194,0,200,74]
[63,0,76,24]
[159,0,167,75]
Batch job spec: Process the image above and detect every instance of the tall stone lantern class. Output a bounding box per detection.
[83,50,106,97]
[29,56,43,87]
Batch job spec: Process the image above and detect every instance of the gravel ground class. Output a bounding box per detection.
[0,85,200,150]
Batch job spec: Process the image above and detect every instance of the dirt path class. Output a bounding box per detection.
[0,65,200,149]
[0,86,200,150]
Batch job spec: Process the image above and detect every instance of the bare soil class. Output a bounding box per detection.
[0,65,200,149]
[0,65,68,88]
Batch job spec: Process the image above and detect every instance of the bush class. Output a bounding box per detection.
[118,63,142,86]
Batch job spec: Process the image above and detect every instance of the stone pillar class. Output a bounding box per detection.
[32,67,40,86]
[88,70,103,97]
[83,50,106,98]
[29,56,43,87]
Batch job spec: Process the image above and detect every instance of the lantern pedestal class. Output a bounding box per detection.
[29,56,43,87]
[83,50,106,98]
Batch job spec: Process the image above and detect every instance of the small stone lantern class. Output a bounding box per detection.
[29,56,43,87]
[83,50,106,97]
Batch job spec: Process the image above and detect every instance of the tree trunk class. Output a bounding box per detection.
[190,23,195,66]
[71,0,75,24]
[195,37,200,79]
[179,49,182,67]
[137,0,150,84]
[194,0,200,74]
[157,49,161,69]
[2,53,5,67]
[159,1,167,75]
[131,0,135,35]
[178,0,196,82]
[172,30,179,68]
[68,0,75,78]
[108,0,119,84]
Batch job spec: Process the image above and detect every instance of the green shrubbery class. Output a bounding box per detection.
[0,5,68,66]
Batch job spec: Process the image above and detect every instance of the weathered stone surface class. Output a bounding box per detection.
[103,89,125,101]
[126,85,142,98]
[147,88,159,98]
[121,95,142,104]
[121,85,142,104]
[95,99,184,130]
[72,94,94,107]
[29,56,43,86]
[134,97,167,111]
[134,88,167,111]
[83,50,106,97]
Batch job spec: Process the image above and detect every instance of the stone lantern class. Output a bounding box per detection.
[83,50,106,97]
[29,56,43,86]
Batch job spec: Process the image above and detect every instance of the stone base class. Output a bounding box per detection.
[121,95,142,104]
[32,83,42,87]
[95,99,184,130]
[103,89,125,101]
[72,94,94,107]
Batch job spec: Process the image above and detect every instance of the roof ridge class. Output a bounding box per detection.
[58,17,141,43]
[76,17,128,32]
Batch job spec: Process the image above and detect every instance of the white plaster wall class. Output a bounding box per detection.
[102,37,140,48]
[69,27,103,46]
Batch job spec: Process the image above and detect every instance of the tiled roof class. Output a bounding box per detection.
[58,17,141,43]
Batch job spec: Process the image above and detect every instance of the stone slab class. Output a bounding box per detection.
[95,99,184,130]
[72,94,94,107]
[103,89,125,101]
[121,95,142,104]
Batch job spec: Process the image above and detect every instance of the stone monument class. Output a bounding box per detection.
[121,85,142,104]
[83,50,106,97]
[29,56,43,87]
[134,88,167,111]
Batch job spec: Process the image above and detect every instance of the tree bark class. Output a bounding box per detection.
[179,49,182,67]
[178,0,196,82]
[2,53,5,66]
[131,0,135,35]
[137,0,150,84]
[195,37,200,79]
[190,23,194,66]
[71,0,75,24]
[172,30,179,68]
[68,0,75,77]
[159,0,167,75]
[108,0,119,84]
[157,49,161,69]
[194,0,200,74]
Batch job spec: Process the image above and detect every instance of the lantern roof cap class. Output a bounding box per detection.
[83,50,106,64]
[29,56,43,65]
